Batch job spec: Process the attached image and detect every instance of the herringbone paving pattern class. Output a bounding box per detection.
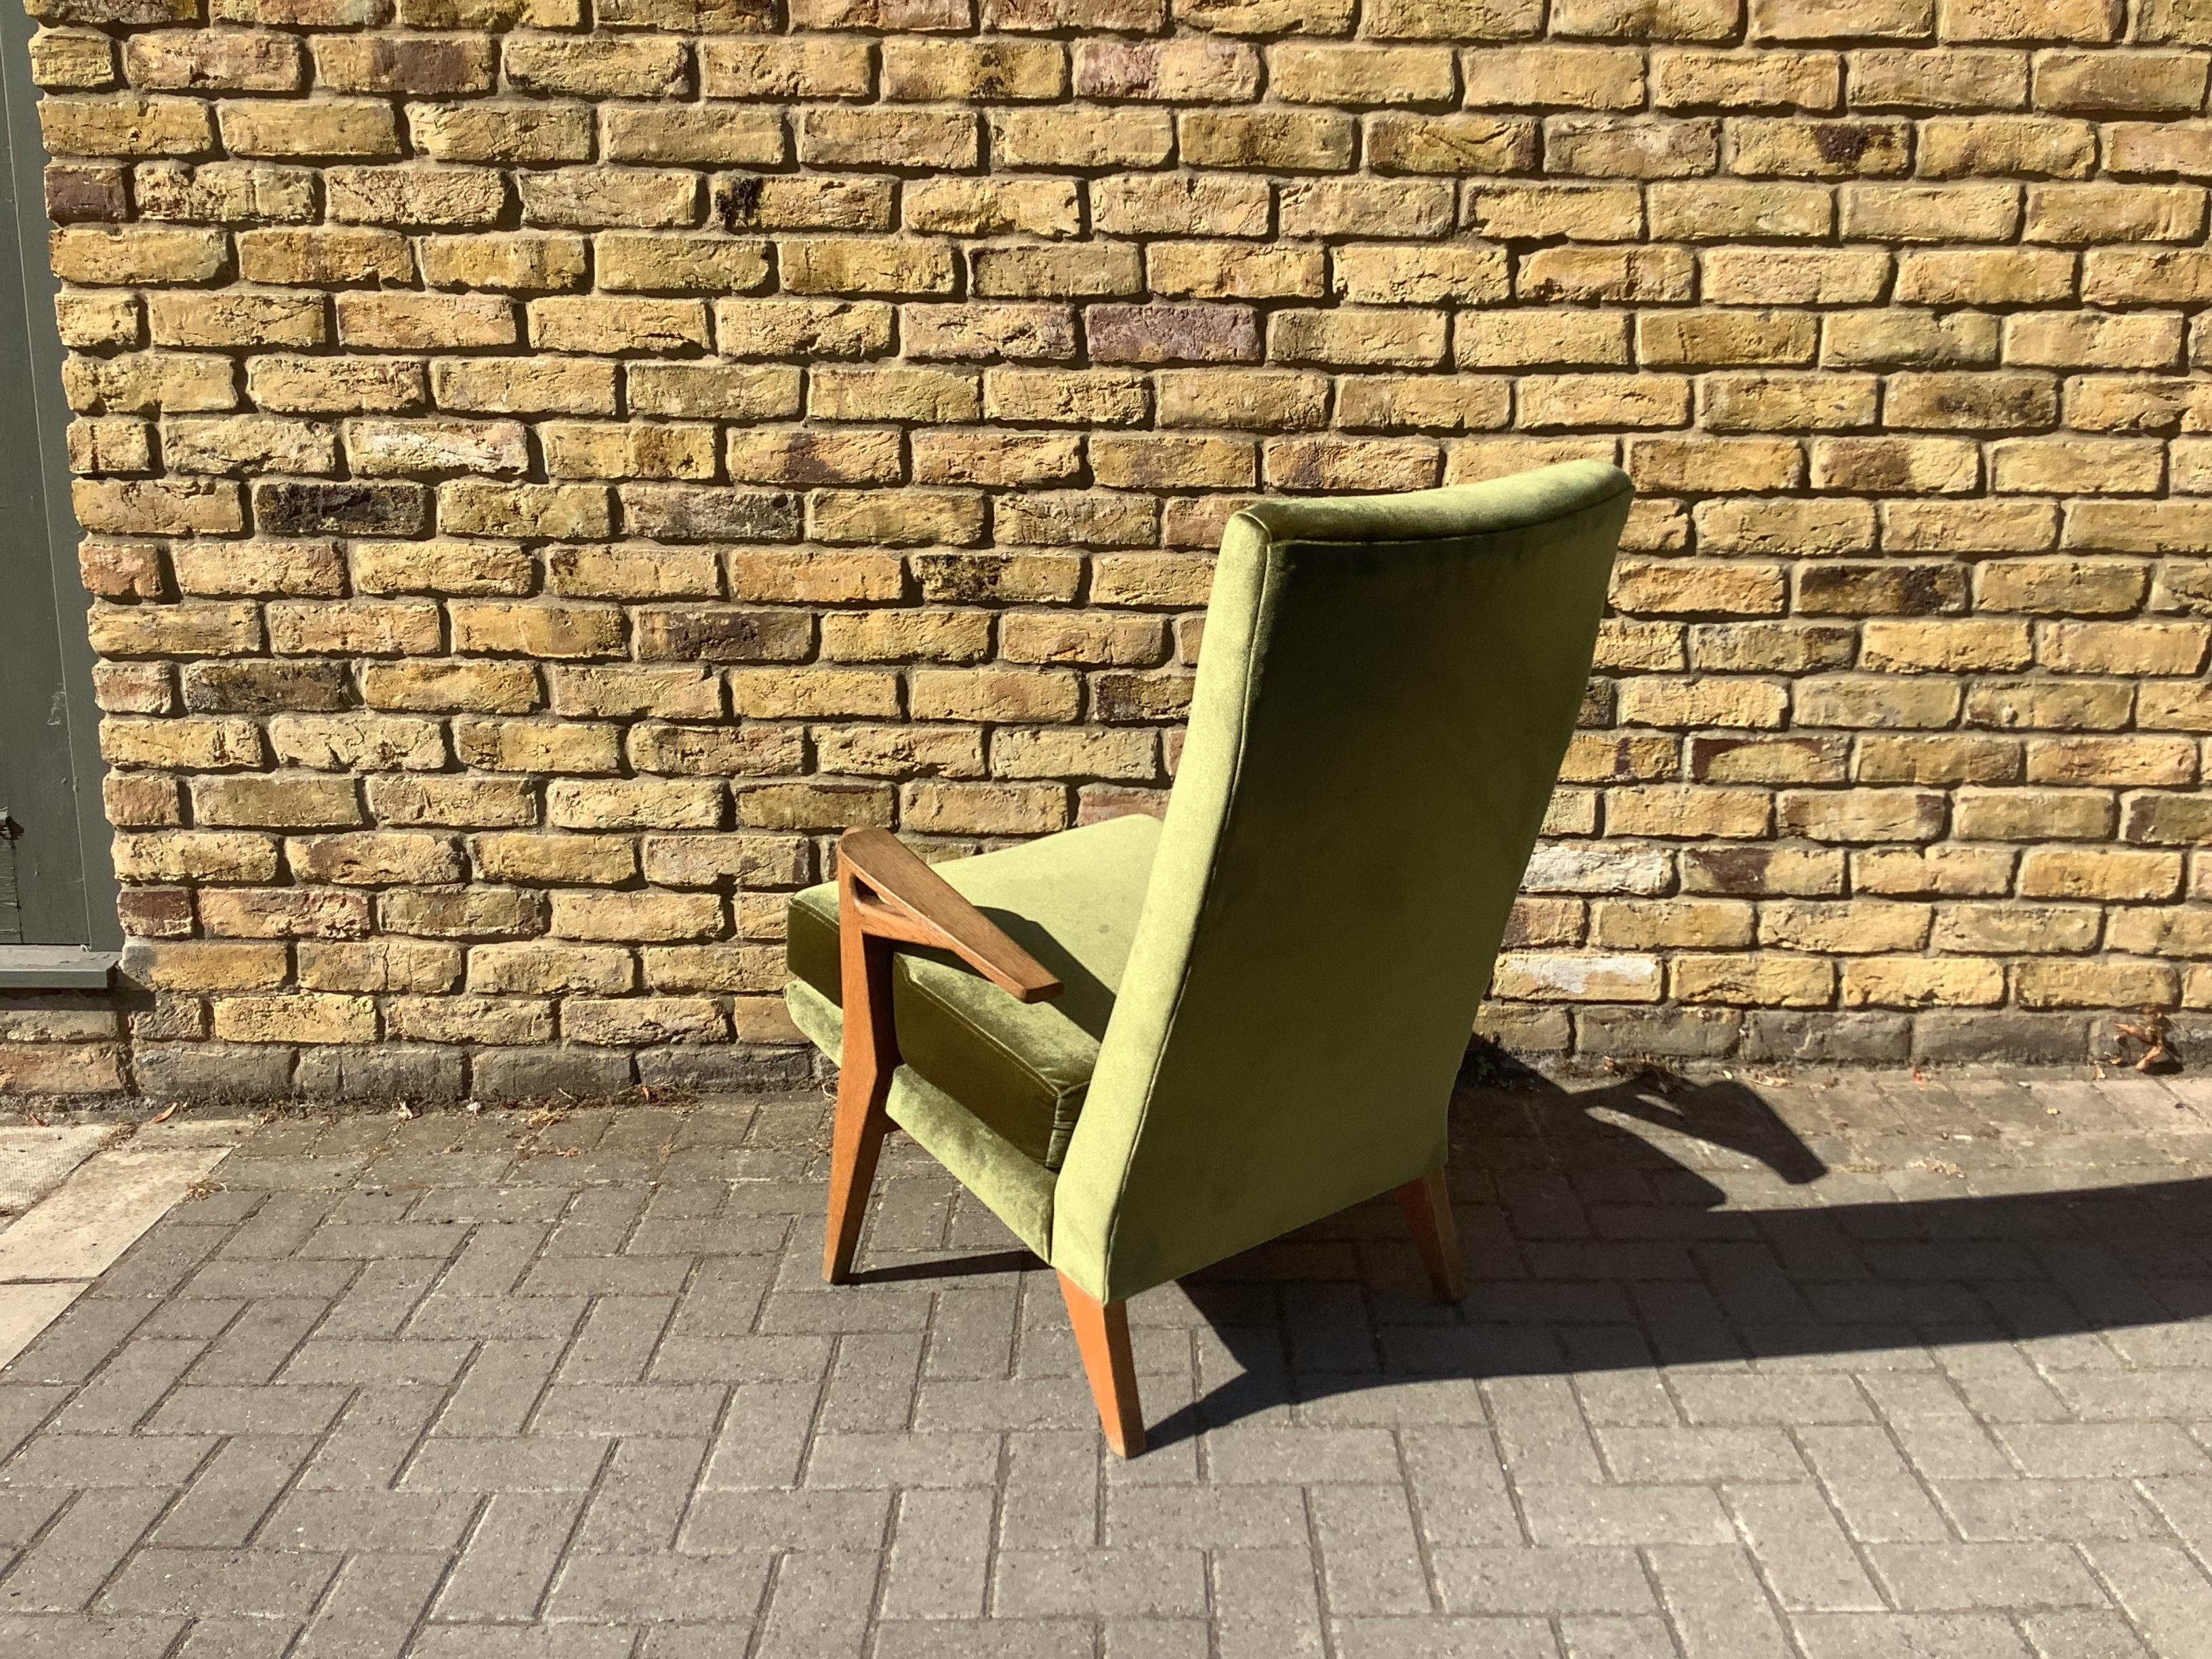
[3,1068,2211,1656]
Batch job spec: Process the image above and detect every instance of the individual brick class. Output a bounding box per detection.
[504,35,687,98]
[518,167,699,230]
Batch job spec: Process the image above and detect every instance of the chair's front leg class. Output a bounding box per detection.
[1059,1272,1145,1458]
[1395,1166,1467,1303]
[823,871,899,1285]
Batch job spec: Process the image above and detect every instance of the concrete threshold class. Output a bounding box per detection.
[0,1115,252,1372]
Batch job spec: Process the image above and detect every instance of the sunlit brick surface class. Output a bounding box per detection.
[17,0,2212,1095]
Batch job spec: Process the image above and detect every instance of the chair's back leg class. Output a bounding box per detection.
[825,884,899,1285]
[1057,1271,1146,1458]
[1395,1166,1467,1303]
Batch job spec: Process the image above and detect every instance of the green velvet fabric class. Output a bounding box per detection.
[785,461,1630,1305]
[1051,461,1633,1301]
[785,813,1163,1169]
[784,981,1059,1256]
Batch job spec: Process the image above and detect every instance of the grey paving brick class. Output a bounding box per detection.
[297,1222,466,1261]
[668,1258,776,1339]
[882,1488,994,1619]
[651,1333,832,1385]
[1517,1484,1735,1547]
[1333,1614,1560,1658]
[288,1551,445,1659]
[1313,1484,1433,1615]
[401,1435,607,1492]
[874,1620,1094,1659]
[1102,1620,1211,1659]
[558,1296,678,1387]
[1559,1614,1680,1658]
[1673,1374,1872,1425]
[291,1420,424,1493]
[817,1330,925,1432]
[1798,1426,1951,1544]
[545,1550,771,1622]
[1791,1612,2034,1659]
[802,1431,1000,1491]
[922,1281,1021,1381]
[1995,1424,2211,1479]
[1488,1374,1606,1483]
[49,1339,203,1434]
[1869,1542,2108,1612]
[758,1284,933,1335]
[171,1616,300,1657]
[1214,1546,1326,1659]
[1432,1547,1654,1616]
[151,1436,314,1549]
[2049,1373,2212,1422]
[574,1437,707,1553]
[529,1383,726,1438]
[279,1338,473,1387]
[412,1627,636,1658]
[5,1081,2211,1657]
[433,1490,588,1622]
[146,1385,351,1438]
[680,1489,890,1555]
[917,1374,1097,1431]
[1109,1482,1307,1548]
[5,1299,155,1385]
[409,1296,587,1343]
[100,1546,342,1618]
[1936,1479,2163,1542]
[304,1258,442,1342]
[0,1488,168,1612]
[2137,1475,2212,1558]
[1597,1425,1807,1483]
[0,1614,188,1658]
[1724,1483,1882,1612]
[1403,1425,1523,1548]
[1647,1544,1792,1659]
[0,1486,66,1545]
[259,1488,476,1553]
[700,1382,819,1490]
[2080,1542,2212,1657]
[753,1547,876,1657]
[1202,1425,1402,1486]
[0,1431,213,1488]
[431,1339,569,1437]
[999,1431,1099,1549]
[996,1547,1208,1618]
[2019,1610,2154,1659]
[1933,1345,2074,1425]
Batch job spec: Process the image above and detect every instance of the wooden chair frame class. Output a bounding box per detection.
[821,827,1467,1457]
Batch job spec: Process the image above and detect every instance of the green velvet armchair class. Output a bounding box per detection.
[783,460,1633,1454]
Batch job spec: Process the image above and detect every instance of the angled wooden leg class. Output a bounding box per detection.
[1058,1271,1145,1458]
[823,869,898,1286]
[1395,1166,1467,1303]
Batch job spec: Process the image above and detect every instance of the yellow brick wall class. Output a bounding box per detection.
[14,0,2211,1099]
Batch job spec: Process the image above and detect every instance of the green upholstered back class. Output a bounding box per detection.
[1050,461,1633,1303]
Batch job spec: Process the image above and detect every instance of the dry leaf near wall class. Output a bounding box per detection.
[2112,1008,2178,1075]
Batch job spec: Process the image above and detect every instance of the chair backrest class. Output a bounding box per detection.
[1051,461,1633,1303]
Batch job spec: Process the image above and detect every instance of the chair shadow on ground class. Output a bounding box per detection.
[1145,1050,2212,1443]
[855,1048,2212,1443]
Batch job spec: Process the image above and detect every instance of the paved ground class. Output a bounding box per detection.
[0,1121,245,1378]
[2,1066,2211,1658]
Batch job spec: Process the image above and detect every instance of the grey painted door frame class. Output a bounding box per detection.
[0,5,119,960]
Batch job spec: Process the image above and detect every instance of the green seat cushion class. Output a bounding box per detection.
[784,813,1163,1171]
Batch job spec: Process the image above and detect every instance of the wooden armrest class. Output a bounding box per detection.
[836,827,1063,1004]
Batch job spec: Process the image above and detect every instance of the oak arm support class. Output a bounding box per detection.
[836,827,1063,1005]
